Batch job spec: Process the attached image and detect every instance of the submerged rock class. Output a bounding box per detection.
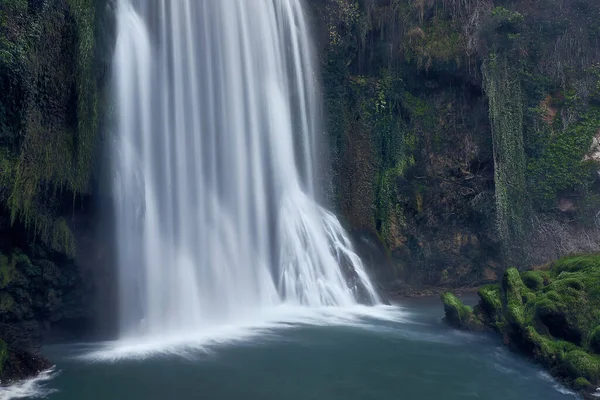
[442,255,600,397]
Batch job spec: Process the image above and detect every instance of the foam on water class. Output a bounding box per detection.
[83,305,407,362]
[537,371,579,397]
[0,369,57,400]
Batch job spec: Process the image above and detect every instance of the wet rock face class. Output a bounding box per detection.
[312,0,600,288]
[442,255,600,397]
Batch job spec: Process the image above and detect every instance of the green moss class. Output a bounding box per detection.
[441,292,473,329]
[534,296,560,318]
[468,256,600,387]
[554,255,600,275]
[502,268,527,326]
[478,285,502,320]
[563,350,600,382]
[574,377,591,389]
[522,271,544,291]
[554,277,584,291]
[527,326,578,365]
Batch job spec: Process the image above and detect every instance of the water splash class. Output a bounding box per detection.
[113,0,380,342]
[0,368,58,400]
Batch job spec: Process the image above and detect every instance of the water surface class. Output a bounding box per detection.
[7,297,578,400]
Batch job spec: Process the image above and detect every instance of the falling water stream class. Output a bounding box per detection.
[113,0,380,345]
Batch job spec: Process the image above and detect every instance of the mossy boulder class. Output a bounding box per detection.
[563,350,600,382]
[441,255,600,395]
[574,377,592,390]
[477,285,502,327]
[441,292,481,331]
[501,268,527,328]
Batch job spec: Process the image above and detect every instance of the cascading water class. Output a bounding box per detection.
[113,0,380,340]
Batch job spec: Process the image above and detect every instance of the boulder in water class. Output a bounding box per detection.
[440,293,481,331]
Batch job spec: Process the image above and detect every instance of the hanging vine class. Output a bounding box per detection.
[483,52,528,264]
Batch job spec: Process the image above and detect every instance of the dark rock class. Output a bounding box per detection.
[1,347,53,385]
[590,327,600,355]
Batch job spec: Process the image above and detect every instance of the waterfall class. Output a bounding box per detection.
[113,0,380,340]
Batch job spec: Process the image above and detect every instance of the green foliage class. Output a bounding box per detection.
[404,17,463,70]
[370,73,416,242]
[0,250,30,289]
[482,53,528,263]
[527,102,600,209]
[0,251,85,326]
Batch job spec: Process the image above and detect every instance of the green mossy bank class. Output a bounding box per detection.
[442,255,600,396]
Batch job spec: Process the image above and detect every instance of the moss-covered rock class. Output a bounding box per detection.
[522,271,545,291]
[478,285,502,327]
[441,292,480,330]
[574,377,591,390]
[563,350,600,382]
[502,268,527,328]
[442,255,600,395]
